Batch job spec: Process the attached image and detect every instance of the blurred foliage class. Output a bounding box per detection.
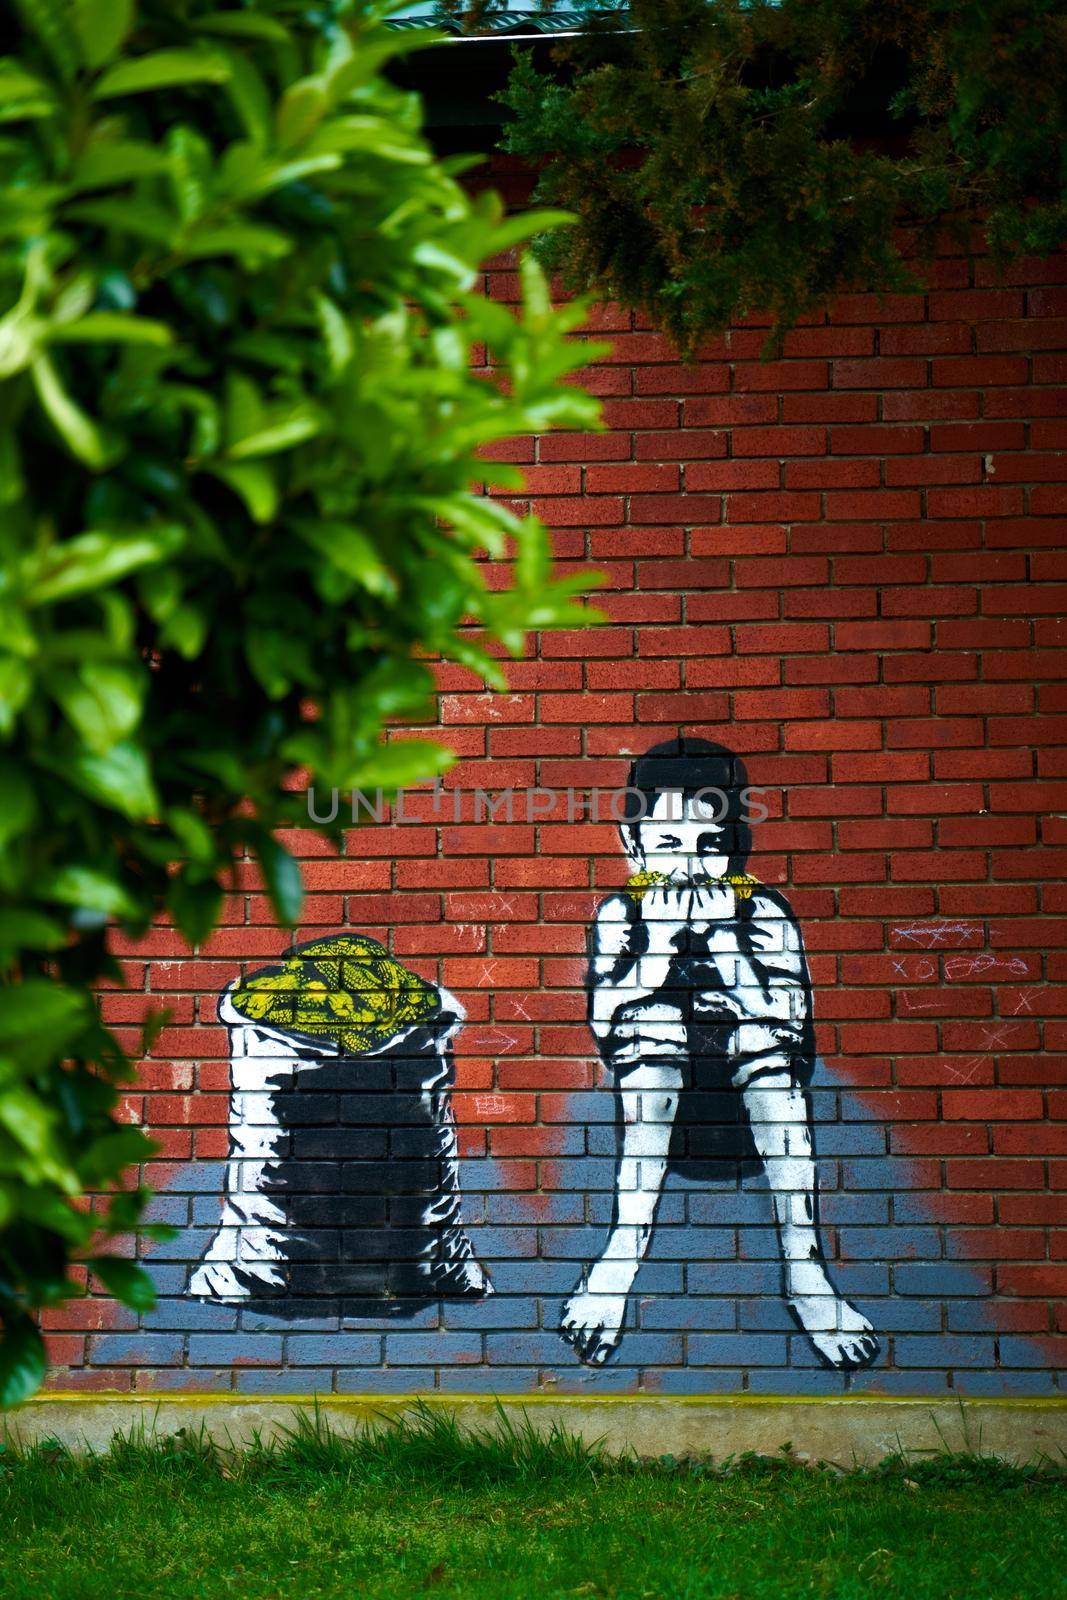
[0,0,604,1403]
[494,0,1067,350]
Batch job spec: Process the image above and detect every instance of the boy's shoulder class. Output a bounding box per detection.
[594,890,639,924]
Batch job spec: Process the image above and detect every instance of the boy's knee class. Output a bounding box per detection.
[617,1062,684,1125]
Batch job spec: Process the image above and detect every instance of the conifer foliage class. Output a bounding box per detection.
[496,0,1067,348]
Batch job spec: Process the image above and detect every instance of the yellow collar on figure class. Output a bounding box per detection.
[624,870,759,902]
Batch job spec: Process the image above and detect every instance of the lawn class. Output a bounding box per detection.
[0,1406,1064,1600]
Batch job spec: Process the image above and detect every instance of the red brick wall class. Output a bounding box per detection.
[57,233,1067,1398]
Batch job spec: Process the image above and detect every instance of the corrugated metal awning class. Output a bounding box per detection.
[387,4,619,36]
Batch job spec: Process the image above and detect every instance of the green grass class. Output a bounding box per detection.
[1,1404,1065,1600]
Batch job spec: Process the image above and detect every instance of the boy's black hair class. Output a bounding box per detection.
[622,735,751,873]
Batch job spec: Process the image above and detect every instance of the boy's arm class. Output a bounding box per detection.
[587,892,678,1046]
[697,888,812,1070]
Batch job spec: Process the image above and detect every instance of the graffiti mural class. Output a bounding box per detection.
[560,737,880,1371]
[189,934,491,1315]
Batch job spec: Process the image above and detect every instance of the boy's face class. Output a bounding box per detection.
[626,791,731,883]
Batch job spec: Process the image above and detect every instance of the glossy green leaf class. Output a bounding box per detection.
[30,355,116,469]
[203,461,277,523]
[68,140,173,193]
[181,224,292,262]
[195,12,291,44]
[227,408,322,460]
[251,833,303,927]
[72,0,134,70]
[0,982,87,1062]
[86,1255,157,1312]
[167,871,222,947]
[37,866,138,919]
[43,741,158,821]
[0,1086,77,1189]
[49,662,145,752]
[94,49,230,100]
[0,763,36,849]
[348,740,454,793]
[49,313,171,346]
[28,529,181,606]
[0,1315,47,1409]
[294,522,396,597]
[13,0,79,83]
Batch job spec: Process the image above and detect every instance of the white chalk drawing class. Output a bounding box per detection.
[560,737,880,1371]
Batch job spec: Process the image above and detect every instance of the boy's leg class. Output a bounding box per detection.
[561,1059,683,1365]
[742,1069,879,1370]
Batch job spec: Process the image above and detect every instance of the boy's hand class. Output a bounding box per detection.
[640,882,736,949]
[639,884,690,953]
[688,881,737,932]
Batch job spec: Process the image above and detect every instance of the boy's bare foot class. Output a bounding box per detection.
[787,1288,880,1370]
[560,1289,627,1366]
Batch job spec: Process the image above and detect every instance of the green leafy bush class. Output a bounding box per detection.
[497,0,1067,350]
[0,0,603,1403]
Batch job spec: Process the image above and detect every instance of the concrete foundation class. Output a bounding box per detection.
[6,1393,1067,1464]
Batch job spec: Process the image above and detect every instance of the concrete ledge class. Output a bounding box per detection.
[6,1393,1067,1463]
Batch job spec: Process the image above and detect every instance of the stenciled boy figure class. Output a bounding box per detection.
[560,736,879,1371]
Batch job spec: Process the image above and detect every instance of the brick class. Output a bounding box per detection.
[734,360,828,392]
[539,431,629,461]
[932,356,1029,387]
[732,426,825,457]
[834,620,932,651]
[636,430,727,460]
[637,691,729,723]
[634,360,732,395]
[734,624,829,655]
[887,718,983,749]
[886,455,981,487]
[638,558,730,588]
[831,425,924,455]
[782,326,874,358]
[834,357,927,389]
[735,556,828,588]
[979,318,1067,352]
[784,589,877,618]
[786,459,880,489]
[732,688,829,720]
[787,718,883,753]
[684,395,776,426]
[928,289,1024,321]
[882,390,979,421]
[783,393,878,423]
[687,657,780,688]
[541,693,631,723]
[928,486,1025,519]
[639,625,730,657]
[688,592,779,621]
[931,421,1026,453]
[692,525,785,556]
[831,292,925,323]
[881,586,977,618]
[632,493,729,531]
[986,585,1067,616]
[726,492,822,523]
[783,652,876,684]
[885,323,974,357]
[685,460,779,491]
